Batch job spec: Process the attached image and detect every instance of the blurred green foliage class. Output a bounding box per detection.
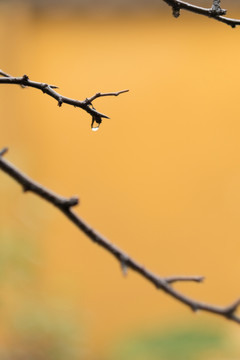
[0,232,39,286]
[113,324,226,360]
[0,230,84,360]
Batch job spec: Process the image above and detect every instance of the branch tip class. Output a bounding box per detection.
[0,147,8,157]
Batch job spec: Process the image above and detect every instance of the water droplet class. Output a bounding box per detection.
[91,117,101,131]
[91,124,99,132]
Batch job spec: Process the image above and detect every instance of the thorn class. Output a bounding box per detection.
[225,298,240,316]
[22,74,29,81]
[67,196,79,207]
[60,196,79,209]
[119,255,128,277]
[58,97,63,107]
[0,147,8,156]
[121,261,128,276]
[22,185,31,192]
[191,304,199,313]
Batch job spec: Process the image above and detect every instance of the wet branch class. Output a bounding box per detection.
[1,148,240,324]
[0,70,129,130]
[162,0,240,27]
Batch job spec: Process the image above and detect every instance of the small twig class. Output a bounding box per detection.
[1,148,240,324]
[85,89,129,105]
[0,70,128,128]
[165,275,205,284]
[162,0,240,28]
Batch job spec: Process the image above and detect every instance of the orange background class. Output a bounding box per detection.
[1,3,240,358]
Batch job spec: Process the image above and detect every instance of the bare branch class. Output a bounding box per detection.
[0,70,128,129]
[162,0,240,28]
[1,148,240,324]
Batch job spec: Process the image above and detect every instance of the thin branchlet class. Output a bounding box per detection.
[0,149,240,324]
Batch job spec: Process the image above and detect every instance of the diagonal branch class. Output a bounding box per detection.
[162,0,240,28]
[1,148,240,324]
[0,70,129,129]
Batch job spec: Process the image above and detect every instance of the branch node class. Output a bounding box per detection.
[155,278,165,289]
[22,74,29,82]
[211,1,226,16]
[41,84,49,94]
[210,7,226,16]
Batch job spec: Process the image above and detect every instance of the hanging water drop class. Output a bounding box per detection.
[91,116,102,132]
[91,124,100,131]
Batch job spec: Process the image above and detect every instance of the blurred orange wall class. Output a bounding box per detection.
[1,4,240,358]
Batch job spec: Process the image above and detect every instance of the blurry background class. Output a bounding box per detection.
[1,0,240,359]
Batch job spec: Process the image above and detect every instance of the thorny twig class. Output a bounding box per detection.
[0,70,129,130]
[163,0,240,28]
[1,148,240,324]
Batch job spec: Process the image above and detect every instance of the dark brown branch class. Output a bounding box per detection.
[162,0,240,28]
[1,149,240,324]
[0,70,128,128]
